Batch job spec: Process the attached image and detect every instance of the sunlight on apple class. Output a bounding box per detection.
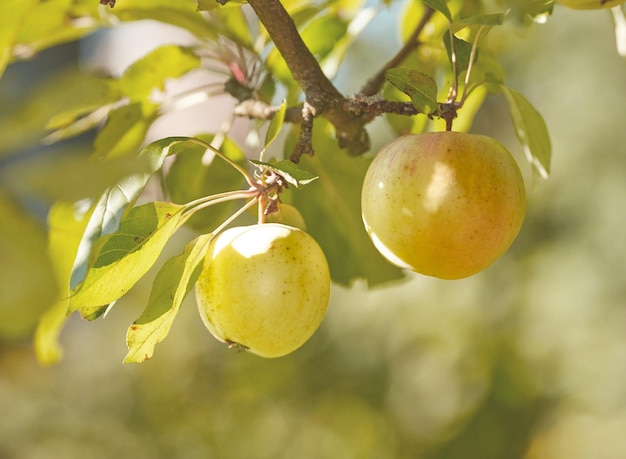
[424,162,455,213]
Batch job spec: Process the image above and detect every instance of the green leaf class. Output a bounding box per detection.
[264,100,287,152]
[287,120,405,286]
[124,233,212,363]
[196,0,221,10]
[35,201,94,365]
[501,87,551,179]
[0,69,114,157]
[385,68,438,114]
[443,32,474,75]
[142,136,195,172]
[265,11,347,103]
[250,159,319,189]
[2,148,150,203]
[166,135,247,232]
[13,0,101,56]
[504,0,553,25]
[112,1,216,40]
[93,103,157,160]
[207,5,253,49]
[451,13,505,42]
[44,77,121,142]
[71,137,191,289]
[119,45,201,101]
[0,0,38,78]
[300,14,348,60]
[69,201,185,318]
[196,0,247,10]
[422,0,452,22]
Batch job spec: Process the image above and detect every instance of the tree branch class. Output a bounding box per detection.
[343,96,420,119]
[247,0,370,156]
[359,7,435,97]
[247,0,342,110]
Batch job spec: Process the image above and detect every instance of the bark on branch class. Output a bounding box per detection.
[243,0,434,159]
[247,0,369,156]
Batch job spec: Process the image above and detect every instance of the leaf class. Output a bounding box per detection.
[501,87,551,179]
[13,0,101,56]
[422,0,452,22]
[166,135,247,232]
[68,201,185,318]
[264,100,287,152]
[250,159,319,188]
[0,0,38,78]
[35,201,94,365]
[70,137,192,289]
[112,2,217,40]
[443,32,474,75]
[195,0,216,9]
[93,103,157,160]
[504,0,553,25]
[0,69,113,158]
[451,13,505,42]
[385,68,439,114]
[119,45,201,101]
[287,120,405,286]
[0,191,57,341]
[142,136,195,171]
[44,78,121,143]
[300,14,348,60]
[124,233,212,363]
[2,148,150,203]
[207,5,253,49]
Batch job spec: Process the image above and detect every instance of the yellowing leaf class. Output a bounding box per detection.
[502,87,551,179]
[69,201,185,318]
[124,234,211,363]
[0,0,38,77]
[93,103,157,160]
[119,45,201,101]
[70,137,193,290]
[35,201,94,365]
[0,191,56,341]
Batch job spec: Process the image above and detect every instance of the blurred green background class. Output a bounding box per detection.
[2,5,626,459]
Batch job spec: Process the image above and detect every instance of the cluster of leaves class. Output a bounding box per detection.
[0,0,555,363]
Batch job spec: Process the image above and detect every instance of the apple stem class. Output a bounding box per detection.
[183,189,258,219]
[459,26,485,106]
[207,197,260,240]
[446,27,459,104]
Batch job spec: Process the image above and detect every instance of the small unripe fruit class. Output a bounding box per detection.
[361,132,526,280]
[265,203,307,230]
[195,223,330,358]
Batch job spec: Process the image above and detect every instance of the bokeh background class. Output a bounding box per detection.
[1,3,626,458]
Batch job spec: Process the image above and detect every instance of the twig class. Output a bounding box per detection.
[359,7,435,97]
[233,100,303,123]
[290,102,316,163]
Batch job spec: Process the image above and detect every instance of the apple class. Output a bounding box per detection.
[555,0,624,9]
[361,132,526,280]
[195,223,330,357]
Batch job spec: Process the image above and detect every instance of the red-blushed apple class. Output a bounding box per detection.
[361,132,526,280]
